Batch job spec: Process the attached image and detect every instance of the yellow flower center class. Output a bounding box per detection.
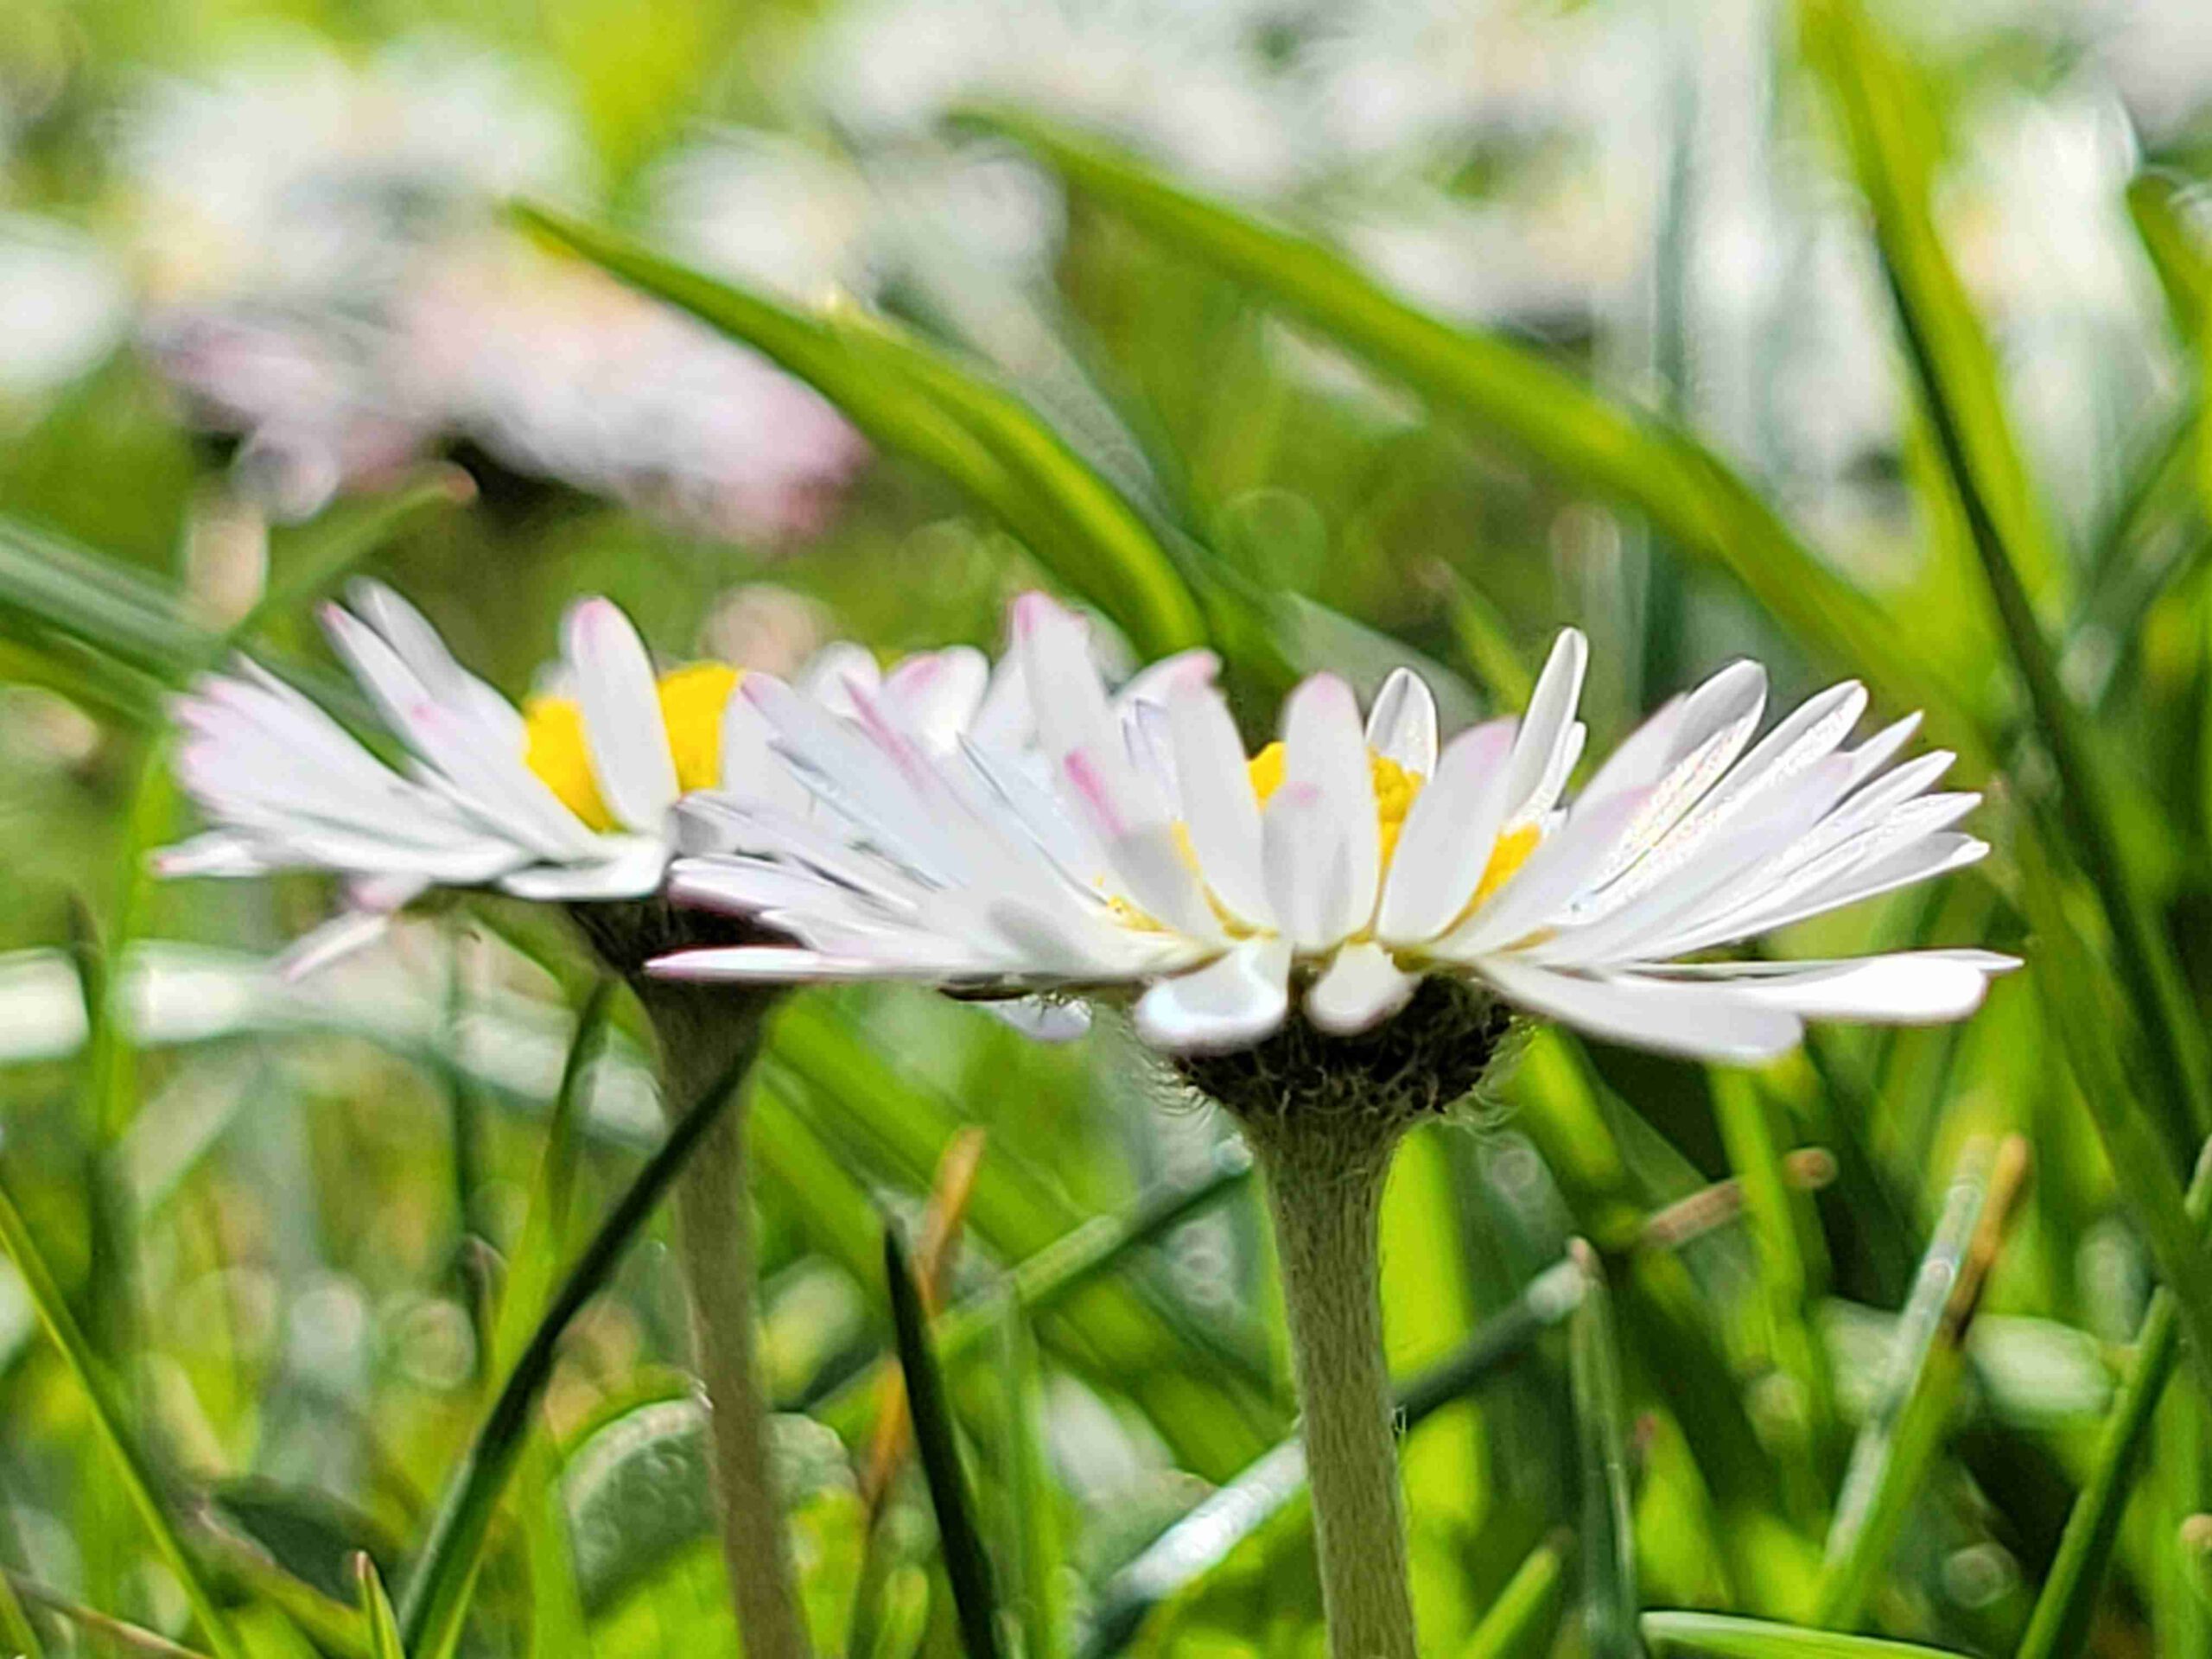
[522,664,743,831]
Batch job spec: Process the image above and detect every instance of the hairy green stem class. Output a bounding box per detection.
[645,987,813,1659]
[1249,1115,1418,1659]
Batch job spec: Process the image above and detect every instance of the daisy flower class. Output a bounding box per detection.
[653,593,2013,1064]
[156,580,1001,972]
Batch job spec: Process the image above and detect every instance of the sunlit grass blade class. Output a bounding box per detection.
[884,1223,1005,1659]
[0,1162,249,1659]
[1802,0,2212,1155]
[862,1127,988,1514]
[513,201,1206,658]
[1798,0,2064,605]
[396,1035,759,1659]
[1568,1240,1639,1659]
[1,1568,205,1658]
[963,106,1977,751]
[1708,1072,1837,1519]
[2010,817,2212,1398]
[1815,1138,2030,1628]
[2014,1143,2212,1659]
[353,1553,406,1659]
[1424,562,1535,708]
[2126,174,2212,345]
[1643,1611,1968,1657]
[1459,1532,1567,1659]
[0,1562,48,1659]
[995,1297,1065,1659]
[486,977,612,1659]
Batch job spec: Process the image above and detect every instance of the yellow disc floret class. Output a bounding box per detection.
[657,664,743,794]
[522,663,744,832]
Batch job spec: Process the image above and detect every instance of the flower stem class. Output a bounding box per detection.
[1249,1115,1418,1659]
[645,986,813,1659]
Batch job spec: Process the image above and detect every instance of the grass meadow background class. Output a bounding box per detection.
[3,0,2212,1654]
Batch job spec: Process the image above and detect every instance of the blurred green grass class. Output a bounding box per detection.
[3,0,2212,1654]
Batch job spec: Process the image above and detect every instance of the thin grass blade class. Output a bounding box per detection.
[396,1036,760,1659]
[1643,1611,1968,1657]
[1459,1532,1567,1659]
[883,1223,1004,1659]
[353,1554,406,1659]
[1815,1138,2030,1627]
[0,1164,248,1659]
[1569,1240,1640,1659]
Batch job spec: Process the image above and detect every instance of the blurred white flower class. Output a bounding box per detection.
[656,594,2012,1061]
[0,215,127,402]
[811,0,1306,194]
[117,35,866,536]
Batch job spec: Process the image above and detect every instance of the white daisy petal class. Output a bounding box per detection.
[1136,937,1294,1053]
[1262,783,1353,953]
[1646,950,2018,1022]
[1364,667,1438,777]
[1439,786,1652,959]
[1478,958,1804,1063]
[566,597,679,833]
[1169,685,1273,927]
[1283,673,1380,933]
[1306,940,1418,1036]
[883,647,990,750]
[1376,717,1516,945]
[1502,628,1588,822]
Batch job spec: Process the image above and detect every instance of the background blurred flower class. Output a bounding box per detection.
[116,35,867,536]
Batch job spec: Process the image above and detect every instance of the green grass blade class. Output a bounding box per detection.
[353,1553,406,1659]
[1644,1611,1968,1657]
[2014,1150,2209,1659]
[0,1163,249,1659]
[0,1561,48,1659]
[1568,1240,1640,1659]
[994,1297,1064,1659]
[2126,174,2212,345]
[1816,1139,2029,1627]
[884,1224,1005,1659]
[1797,0,2064,605]
[395,1035,759,1659]
[965,107,1976,750]
[1459,1533,1567,1659]
[1709,1072,1836,1516]
[1802,0,2212,1152]
[2010,817,2212,1400]
[1,1569,207,1658]
[513,201,1205,658]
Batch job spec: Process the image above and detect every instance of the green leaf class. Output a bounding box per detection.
[354,1553,407,1659]
[513,201,1206,659]
[964,107,1980,756]
[0,1164,250,1659]
[883,1224,1005,1659]
[0,1564,47,1659]
[1643,1611,1968,1657]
